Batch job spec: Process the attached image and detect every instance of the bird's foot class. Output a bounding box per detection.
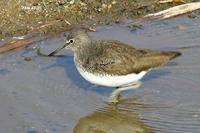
[107,89,121,104]
[107,81,142,104]
[107,97,119,104]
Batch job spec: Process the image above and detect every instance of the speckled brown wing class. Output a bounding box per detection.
[83,40,181,75]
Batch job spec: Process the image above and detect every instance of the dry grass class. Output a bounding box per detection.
[0,0,197,39]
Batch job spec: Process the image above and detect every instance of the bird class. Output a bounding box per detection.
[47,28,181,103]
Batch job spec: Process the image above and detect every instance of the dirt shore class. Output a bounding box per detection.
[0,0,197,39]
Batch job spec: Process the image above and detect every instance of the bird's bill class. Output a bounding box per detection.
[48,41,70,56]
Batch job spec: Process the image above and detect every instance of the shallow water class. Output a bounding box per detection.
[0,15,200,133]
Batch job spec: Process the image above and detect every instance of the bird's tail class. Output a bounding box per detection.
[164,51,182,60]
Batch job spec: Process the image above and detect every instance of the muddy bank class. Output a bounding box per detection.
[0,0,199,39]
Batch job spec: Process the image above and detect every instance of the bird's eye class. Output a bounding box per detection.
[69,39,74,43]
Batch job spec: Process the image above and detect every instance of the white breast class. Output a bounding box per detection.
[75,65,147,87]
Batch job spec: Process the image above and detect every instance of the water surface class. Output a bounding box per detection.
[0,15,200,133]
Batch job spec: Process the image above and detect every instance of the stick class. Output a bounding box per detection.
[130,2,200,24]
[145,2,200,20]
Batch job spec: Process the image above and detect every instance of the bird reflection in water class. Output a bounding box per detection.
[74,97,155,133]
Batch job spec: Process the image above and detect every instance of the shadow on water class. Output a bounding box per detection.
[73,97,156,133]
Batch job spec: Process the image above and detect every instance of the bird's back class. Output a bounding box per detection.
[75,40,181,75]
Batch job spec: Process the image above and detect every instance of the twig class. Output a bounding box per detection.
[158,0,186,4]
[145,2,200,20]
[130,2,200,24]
[0,33,45,53]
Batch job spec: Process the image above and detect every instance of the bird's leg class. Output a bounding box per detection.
[107,81,142,103]
[123,80,142,88]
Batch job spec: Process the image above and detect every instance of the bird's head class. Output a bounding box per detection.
[65,28,91,50]
[48,28,92,56]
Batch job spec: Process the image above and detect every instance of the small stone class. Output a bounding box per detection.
[112,0,117,5]
[80,2,87,6]
[24,57,32,61]
[193,114,199,118]
[44,129,49,133]
[98,8,102,12]
[27,130,38,133]
[69,0,75,5]
[102,4,107,9]
[108,4,112,10]
[128,24,143,32]
[188,13,197,19]
[176,24,186,30]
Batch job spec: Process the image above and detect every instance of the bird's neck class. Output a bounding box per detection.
[74,39,93,53]
[74,41,98,67]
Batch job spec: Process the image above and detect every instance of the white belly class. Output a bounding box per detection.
[76,66,147,87]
